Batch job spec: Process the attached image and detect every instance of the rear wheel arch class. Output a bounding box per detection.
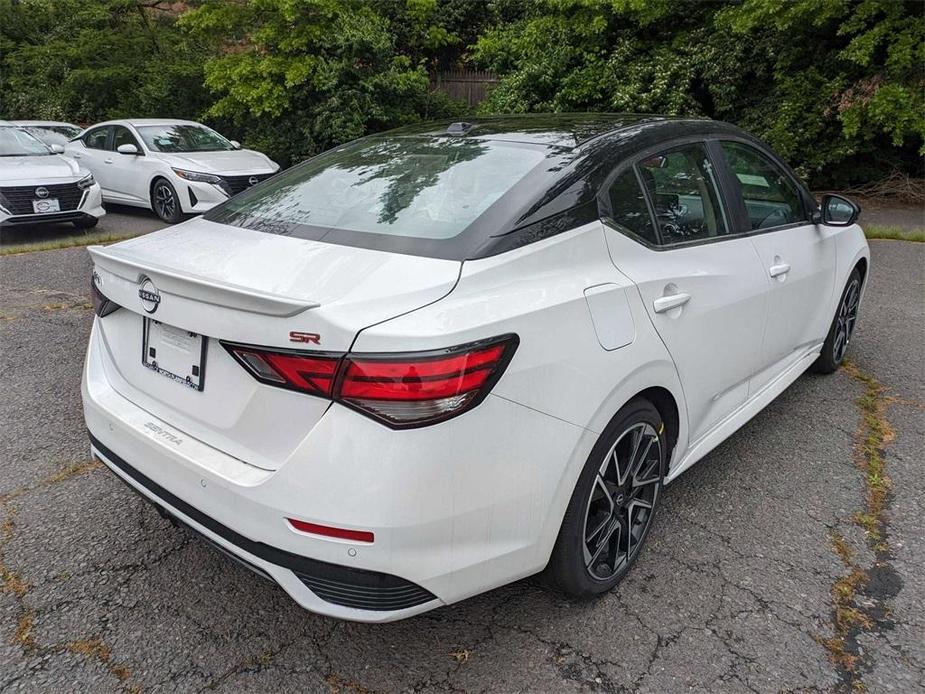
[634,386,679,462]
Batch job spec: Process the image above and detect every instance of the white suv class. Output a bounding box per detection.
[0,121,104,230]
[65,119,278,223]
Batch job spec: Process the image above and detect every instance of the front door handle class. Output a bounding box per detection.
[653,292,691,313]
[769,262,791,278]
[72,153,81,159]
[104,158,113,164]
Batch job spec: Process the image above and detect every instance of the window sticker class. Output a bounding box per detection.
[737,173,769,187]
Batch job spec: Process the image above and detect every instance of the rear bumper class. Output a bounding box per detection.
[89,434,438,614]
[82,319,588,621]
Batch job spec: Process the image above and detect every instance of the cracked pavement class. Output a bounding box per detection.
[1,239,923,693]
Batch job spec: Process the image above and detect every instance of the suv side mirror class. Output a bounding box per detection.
[820,194,860,226]
[230,140,242,150]
[117,143,140,155]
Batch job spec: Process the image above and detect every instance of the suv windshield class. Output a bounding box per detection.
[137,124,233,153]
[0,127,52,157]
[23,125,82,146]
[205,137,548,247]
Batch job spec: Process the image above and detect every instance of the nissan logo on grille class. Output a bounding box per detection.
[138,277,161,314]
[248,176,259,186]
[35,187,49,199]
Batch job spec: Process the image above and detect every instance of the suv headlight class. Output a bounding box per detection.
[172,168,222,184]
[76,172,95,190]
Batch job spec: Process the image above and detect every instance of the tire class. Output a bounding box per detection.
[812,268,862,374]
[72,216,98,230]
[545,397,667,596]
[151,178,184,224]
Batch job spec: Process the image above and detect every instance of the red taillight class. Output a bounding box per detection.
[224,345,339,397]
[221,335,518,428]
[337,339,516,427]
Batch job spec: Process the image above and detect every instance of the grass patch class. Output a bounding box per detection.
[842,360,895,543]
[863,225,925,242]
[0,231,136,256]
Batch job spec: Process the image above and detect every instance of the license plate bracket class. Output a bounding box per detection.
[32,198,60,214]
[142,318,207,391]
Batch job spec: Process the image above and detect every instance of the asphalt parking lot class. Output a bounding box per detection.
[0,237,923,693]
[1,206,168,251]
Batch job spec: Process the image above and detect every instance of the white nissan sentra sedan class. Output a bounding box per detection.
[83,114,869,621]
[65,119,278,223]
[0,121,104,230]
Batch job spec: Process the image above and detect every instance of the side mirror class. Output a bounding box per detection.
[230,140,242,150]
[117,143,139,155]
[50,143,65,154]
[820,193,860,226]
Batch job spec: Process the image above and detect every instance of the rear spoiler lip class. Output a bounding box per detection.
[87,244,320,317]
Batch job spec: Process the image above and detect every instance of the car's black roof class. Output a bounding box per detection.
[384,113,740,150]
[208,113,801,261]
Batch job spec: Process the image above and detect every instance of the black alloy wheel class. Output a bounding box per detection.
[546,397,666,596]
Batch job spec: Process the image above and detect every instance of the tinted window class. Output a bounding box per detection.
[721,141,805,230]
[137,124,233,153]
[84,127,110,150]
[207,137,547,241]
[112,126,141,151]
[637,143,728,245]
[607,169,657,244]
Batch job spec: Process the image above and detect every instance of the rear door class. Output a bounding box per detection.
[717,140,837,392]
[601,142,769,445]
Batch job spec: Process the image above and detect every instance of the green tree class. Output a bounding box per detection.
[0,0,208,123]
[472,0,924,185]
[179,0,464,166]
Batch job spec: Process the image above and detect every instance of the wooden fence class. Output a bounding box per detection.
[430,70,499,108]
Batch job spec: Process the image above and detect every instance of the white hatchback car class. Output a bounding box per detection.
[65,119,278,223]
[83,115,869,622]
[0,121,104,230]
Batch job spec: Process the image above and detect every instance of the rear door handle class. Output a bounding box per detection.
[653,293,691,313]
[104,158,113,164]
[769,262,791,278]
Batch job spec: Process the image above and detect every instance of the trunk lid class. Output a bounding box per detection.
[89,218,460,470]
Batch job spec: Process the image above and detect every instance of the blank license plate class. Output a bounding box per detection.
[142,319,206,391]
[33,198,60,213]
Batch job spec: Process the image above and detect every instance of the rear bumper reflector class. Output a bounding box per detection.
[287,518,374,543]
[88,432,436,612]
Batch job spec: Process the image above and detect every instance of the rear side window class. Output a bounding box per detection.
[721,141,806,230]
[84,127,110,150]
[207,138,548,242]
[607,169,657,245]
[637,143,729,245]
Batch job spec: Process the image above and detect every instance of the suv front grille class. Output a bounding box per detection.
[219,173,273,196]
[0,182,83,215]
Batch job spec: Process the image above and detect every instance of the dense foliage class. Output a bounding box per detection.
[1,0,922,184]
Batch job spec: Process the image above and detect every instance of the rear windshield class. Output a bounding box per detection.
[205,137,548,248]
